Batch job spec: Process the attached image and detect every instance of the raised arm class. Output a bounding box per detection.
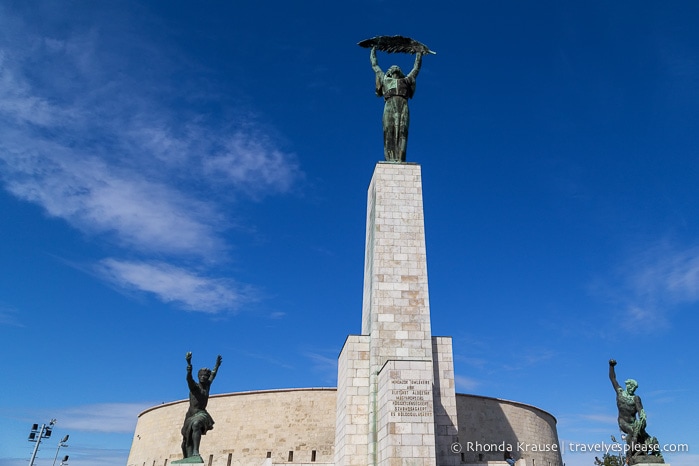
[185,351,196,388]
[407,52,422,80]
[209,355,222,383]
[370,47,382,74]
[609,359,621,392]
[370,47,384,97]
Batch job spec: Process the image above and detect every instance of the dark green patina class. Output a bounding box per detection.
[608,359,665,465]
[173,352,222,464]
[359,36,434,162]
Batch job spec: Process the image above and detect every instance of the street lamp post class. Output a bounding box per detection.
[28,419,56,466]
[52,434,70,466]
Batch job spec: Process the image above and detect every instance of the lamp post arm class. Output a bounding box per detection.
[52,440,67,466]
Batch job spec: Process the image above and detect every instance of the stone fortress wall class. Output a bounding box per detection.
[127,388,560,466]
[127,388,337,466]
[455,394,561,466]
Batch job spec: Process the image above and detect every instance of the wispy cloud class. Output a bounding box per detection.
[204,131,301,197]
[304,351,338,381]
[453,354,488,369]
[626,244,699,302]
[454,375,480,391]
[0,9,301,313]
[0,305,23,327]
[53,402,153,433]
[55,447,131,466]
[3,151,225,258]
[597,242,699,333]
[578,413,617,425]
[664,453,699,466]
[237,350,295,370]
[98,259,245,313]
[502,347,556,371]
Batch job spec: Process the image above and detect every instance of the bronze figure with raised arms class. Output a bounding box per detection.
[176,352,222,463]
[359,36,434,162]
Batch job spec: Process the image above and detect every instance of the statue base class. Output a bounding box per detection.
[172,455,204,464]
[631,456,666,466]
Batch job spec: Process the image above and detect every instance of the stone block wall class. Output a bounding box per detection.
[376,359,436,466]
[432,337,459,466]
[335,336,371,466]
[127,389,562,466]
[127,388,336,466]
[361,162,433,366]
[455,394,562,466]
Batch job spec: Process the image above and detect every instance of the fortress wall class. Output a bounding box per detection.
[128,389,561,466]
[127,388,337,466]
[455,394,562,466]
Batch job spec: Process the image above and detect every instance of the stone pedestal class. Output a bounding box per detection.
[336,163,458,466]
[172,456,204,464]
[377,360,436,466]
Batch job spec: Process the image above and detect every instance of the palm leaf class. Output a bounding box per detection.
[358,35,435,55]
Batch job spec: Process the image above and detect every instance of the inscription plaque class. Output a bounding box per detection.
[389,379,433,417]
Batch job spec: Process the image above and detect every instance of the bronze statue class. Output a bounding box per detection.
[176,352,222,463]
[359,36,434,162]
[608,359,664,464]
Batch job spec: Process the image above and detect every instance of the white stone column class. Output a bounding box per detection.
[361,163,433,364]
[363,163,437,466]
[337,162,458,466]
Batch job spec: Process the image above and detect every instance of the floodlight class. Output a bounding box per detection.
[28,420,59,466]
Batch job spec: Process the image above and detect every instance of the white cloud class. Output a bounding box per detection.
[0,306,23,327]
[0,49,78,128]
[620,304,669,333]
[54,402,153,433]
[238,350,295,370]
[98,259,244,313]
[204,131,301,196]
[578,413,618,425]
[592,242,699,333]
[54,448,130,466]
[3,150,225,258]
[304,351,338,377]
[0,10,302,312]
[664,453,699,466]
[501,348,557,371]
[627,245,699,303]
[0,36,298,259]
[454,375,480,391]
[622,244,699,331]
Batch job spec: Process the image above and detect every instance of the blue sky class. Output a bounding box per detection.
[1,1,698,465]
